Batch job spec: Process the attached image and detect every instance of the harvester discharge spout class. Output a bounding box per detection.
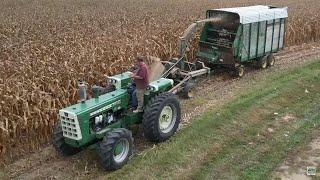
[179,18,222,58]
[161,18,221,79]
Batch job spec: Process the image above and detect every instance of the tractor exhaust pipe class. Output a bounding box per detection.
[78,80,87,103]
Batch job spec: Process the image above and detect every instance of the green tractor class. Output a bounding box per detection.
[53,72,181,170]
[53,5,288,170]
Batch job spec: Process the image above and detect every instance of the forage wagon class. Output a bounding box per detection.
[53,5,288,170]
[197,5,288,76]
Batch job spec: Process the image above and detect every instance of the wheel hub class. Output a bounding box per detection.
[113,138,129,163]
[270,57,275,66]
[239,68,244,76]
[159,105,176,133]
[262,60,267,68]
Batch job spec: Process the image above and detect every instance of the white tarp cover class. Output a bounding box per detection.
[212,5,288,24]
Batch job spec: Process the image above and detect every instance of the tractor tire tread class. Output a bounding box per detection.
[142,92,181,142]
[97,128,133,171]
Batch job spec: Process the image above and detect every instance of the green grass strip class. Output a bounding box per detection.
[104,60,320,179]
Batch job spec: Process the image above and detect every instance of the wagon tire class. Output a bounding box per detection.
[234,65,245,77]
[267,54,275,67]
[182,82,193,98]
[142,92,181,142]
[258,55,268,69]
[97,128,133,171]
[53,124,81,156]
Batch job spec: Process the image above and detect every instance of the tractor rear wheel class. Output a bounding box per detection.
[142,92,181,142]
[97,128,133,171]
[53,124,81,156]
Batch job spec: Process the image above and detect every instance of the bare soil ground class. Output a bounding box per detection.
[273,129,320,180]
[2,42,320,179]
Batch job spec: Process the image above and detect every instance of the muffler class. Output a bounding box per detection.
[78,80,87,103]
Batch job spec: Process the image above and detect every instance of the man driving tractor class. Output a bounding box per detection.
[130,55,149,113]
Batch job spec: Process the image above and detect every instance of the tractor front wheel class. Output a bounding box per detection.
[97,128,133,171]
[142,92,181,142]
[53,124,81,156]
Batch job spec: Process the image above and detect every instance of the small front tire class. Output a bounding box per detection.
[97,128,133,171]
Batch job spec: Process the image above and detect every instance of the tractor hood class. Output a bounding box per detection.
[58,88,129,141]
[61,88,129,116]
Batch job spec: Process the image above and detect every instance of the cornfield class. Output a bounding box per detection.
[0,0,319,163]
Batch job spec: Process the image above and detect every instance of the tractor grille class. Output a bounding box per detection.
[59,110,82,140]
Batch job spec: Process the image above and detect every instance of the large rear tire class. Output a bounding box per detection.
[97,128,133,171]
[53,124,81,156]
[142,92,181,142]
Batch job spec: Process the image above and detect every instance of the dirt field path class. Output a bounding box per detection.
[2,42,320,179]
[273,132,320,180]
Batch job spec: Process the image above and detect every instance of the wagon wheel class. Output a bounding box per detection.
[182,81,194,98]
[258,55,268,69]
[267,54,275,66]
[234,65,245,77]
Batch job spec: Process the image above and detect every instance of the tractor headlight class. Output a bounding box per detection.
[108,78,119,85]
[94,115,103,124]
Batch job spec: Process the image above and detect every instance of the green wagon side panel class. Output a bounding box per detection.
[241,24,250,61]
[239,19,285,61]
[279,19,285,49]
[272,19,281,52]
[234,25,243,58]
[265,20,274,53]
[249,22,258,58]
[257,21,267,56]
